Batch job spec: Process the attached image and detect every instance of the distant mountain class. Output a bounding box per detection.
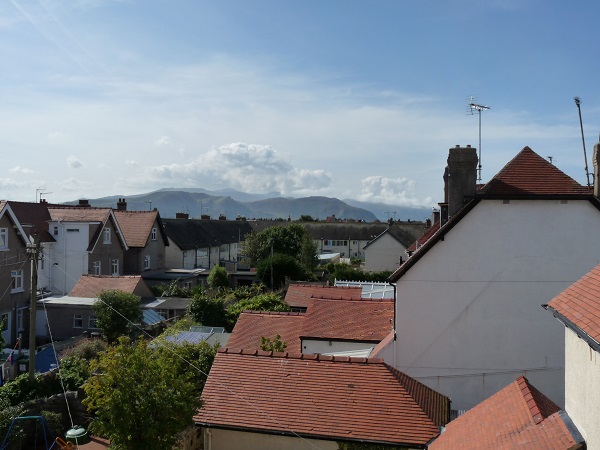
[65,189,427,222]
[343,199,432,222]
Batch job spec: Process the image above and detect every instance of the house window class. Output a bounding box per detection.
[16,308,24,331]
[11,270,24,293]
[93,261,101,275]
[144,255,150,270]
[111,259,119,275]
[73,315,83,328]
[103,227,111,244]
[184,281,193,290]
[53,226,59,236]
[89,315,99,329]
[66,228,79,232]
[151,228,157,241]
[0,228,7,250]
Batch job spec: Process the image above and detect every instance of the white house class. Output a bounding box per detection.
[545,260,600,449]
[377,144,600,411]
[363,226,415,272]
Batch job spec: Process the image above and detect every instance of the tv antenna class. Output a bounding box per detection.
[574,97,591,188]
[466,96,491,182]
[36,188,51,203]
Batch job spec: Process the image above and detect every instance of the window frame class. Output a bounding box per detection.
[73,314,83,328]
[151,227,157,241]
[11,270,24,293]
[111,259,119,276]
[88,315,99,329]
[103,227,111,244]
[144,255,151,270]
[0,228,7,250]
[93,261,101,275]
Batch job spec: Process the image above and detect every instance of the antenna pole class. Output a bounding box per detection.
[467,97,490,182]
[574,97,591,188]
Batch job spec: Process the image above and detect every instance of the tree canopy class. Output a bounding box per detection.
[84,337,200,450]
[207,265,230,289]
[93,290,142,343]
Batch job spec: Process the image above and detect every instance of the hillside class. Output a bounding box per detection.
[65,188,429,221]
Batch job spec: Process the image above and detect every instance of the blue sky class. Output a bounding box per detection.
[2,0,600,210]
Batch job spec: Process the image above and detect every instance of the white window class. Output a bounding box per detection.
[11,270,23,292]
[93,261,101,275]
[16,308,24,331]
[73,314,83,328]
[144,255,150,270]
[103,227,111,244]
[111,259,119,275]
[0,228,7,249]
[89,315,99,329]
[151,228,157,241]
[53,226,59,236]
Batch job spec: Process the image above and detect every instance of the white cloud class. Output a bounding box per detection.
[125,160,137,166]
[67,155,84,168]
[155,136,171,146]
[60,177,94,192]
[140,142,332,196]
[9,166,34,174]
[358,176,432,207]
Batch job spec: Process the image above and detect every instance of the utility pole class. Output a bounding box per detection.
[27,235,41,381]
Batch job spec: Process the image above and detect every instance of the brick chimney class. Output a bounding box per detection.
[447,145,478,217]
[116,198,127,211]
[77,199,90,207]
[594,135,600,198]
[175,212,189,219]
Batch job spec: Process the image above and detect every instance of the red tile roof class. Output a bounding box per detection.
[113,210,159,248]
[228,297,394,352]
[479,147,591,197]
[69,274,152,298]
[546,263,600,344]
[407,221,441,253]
[226,311,305,352]
[301,298,394,341]
[284,284,362,308]
[429,376,583,450]
[195,349,449,446]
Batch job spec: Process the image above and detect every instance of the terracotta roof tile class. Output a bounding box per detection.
[429,376,582,450]
[48,206,111,222]
[228,296,394,352]
[547,263,600,344]
[69,274,151,298]
[478,147,590,197]
[284,284,362,308]
[227,311,305,352]
[113,210,158,248]
[195,349,449,446]
[407,221,441,253]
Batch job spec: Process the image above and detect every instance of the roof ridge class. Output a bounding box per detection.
[515,375,559,424]
[240,310,305,316]
[218,347,383,364]
[309,296,393,302]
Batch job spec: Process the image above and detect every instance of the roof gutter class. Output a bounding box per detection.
[542,304,600,354]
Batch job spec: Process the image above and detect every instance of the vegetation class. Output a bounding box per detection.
[207,265,230,289]
[187,285,290,330]
[93,290,142,343]
[260,334,287,352]
[242,224,318,288]
[325,262,392,283]
[84,337,200,450]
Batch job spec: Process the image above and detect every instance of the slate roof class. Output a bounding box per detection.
[546,263,600,349]
[364,225,416,249]
[113,210,167,247]
[479,147,591,198]
[284,284,362,308]
[7,201,55,242]
[195,349,449,447]
[162,218,253,250]
[429,376,584,450]
[69,274,153,298]
[228,296,394,352]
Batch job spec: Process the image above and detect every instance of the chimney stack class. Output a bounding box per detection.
[175,212,189,219]
[116,198,127,211]
[77,199,90,207]
[447,145,478,217]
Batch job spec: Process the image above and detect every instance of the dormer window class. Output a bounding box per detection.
[103,227,111,244]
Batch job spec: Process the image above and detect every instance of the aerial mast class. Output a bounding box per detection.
[574,97,591,188]
[467,96,491,182]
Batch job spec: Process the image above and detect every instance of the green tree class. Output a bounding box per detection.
[188,292,227,328]
[225,293,289,328]
[207,265,230,289]
[299,215,314,222]
[242,224,312,264]
[256,253,308,289]
[93,290,142,343]
[0,316,6,349]
[84,337,200,450]
[260,334,287,352]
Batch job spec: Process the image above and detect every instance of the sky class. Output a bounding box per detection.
[2,0,600,209]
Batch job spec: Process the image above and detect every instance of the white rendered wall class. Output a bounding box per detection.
[393,199,600,411]
[364,233,406,272]
[46,223,90,294]
[565,328,600,449]
[302,339,376,355]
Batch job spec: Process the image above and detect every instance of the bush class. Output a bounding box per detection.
[207,266,230,289]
